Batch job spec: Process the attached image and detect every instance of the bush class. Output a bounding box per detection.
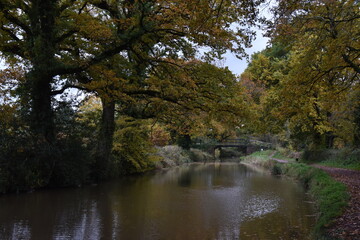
[49,138,91,187]
[112,119,157,175]
[156,145,191,166]
[302,149,337,163]
[149,124,171,146]
[188,148,214,162]
[0,127,47,193]
[271,164,282,175]
[0,106,96,193]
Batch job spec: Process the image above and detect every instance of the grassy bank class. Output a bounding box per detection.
[241,151,349,238]
[302,149,360,171]
[154,145,214,169]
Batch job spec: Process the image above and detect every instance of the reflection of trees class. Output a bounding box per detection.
[1,221,31,240]
[239,210,315,240]
[0,164,315,239]
[55,201,101,239]
[176,163,252,189]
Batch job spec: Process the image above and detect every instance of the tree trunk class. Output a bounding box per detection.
[354,99,360,147]
[93,97,116,180]
[325,131,335,149]
[28,0,57,143]
[29,71,55,143]
[311,131,323,149]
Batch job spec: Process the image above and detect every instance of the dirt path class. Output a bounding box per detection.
[269,151,289,163]
[311,165,360,240]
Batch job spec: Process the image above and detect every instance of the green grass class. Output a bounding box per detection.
[280,163,349,233]
[241,151,349,237]
[320,158,360,171]
[240,150,275,168]
[302,149,360,171]
[272,151,296,161]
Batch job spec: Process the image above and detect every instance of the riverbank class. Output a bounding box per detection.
[154,145,215,169]
[241,150,351,239]
[312,165,360,239]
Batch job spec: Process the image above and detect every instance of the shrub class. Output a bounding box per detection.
[149,124,171,146]
[188,148,214,162]
[112,119,156,175]
[156,145,191,166]
[271,164,282,175]
[49,138,91,187]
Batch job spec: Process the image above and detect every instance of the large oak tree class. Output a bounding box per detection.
[0,0,265,181]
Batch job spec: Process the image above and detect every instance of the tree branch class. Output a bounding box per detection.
[56,30,77,44]
[1,26,21,41]
[0,7,31,35]
[51,84,90,96]
[342,54,360,74]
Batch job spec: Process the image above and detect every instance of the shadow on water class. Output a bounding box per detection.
[0,163,316,240]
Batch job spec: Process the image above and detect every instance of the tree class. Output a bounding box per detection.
[0,0,264,142]
[143,61,250,142]
[245,0,360,148]
[271,0,359,80]
[0,0,265,181]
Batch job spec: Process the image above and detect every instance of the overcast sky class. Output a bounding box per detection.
[223,30,269,76]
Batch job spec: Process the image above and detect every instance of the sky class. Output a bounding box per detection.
[223,30,269,76]
[222,1,273,76]
[0,58,4,70]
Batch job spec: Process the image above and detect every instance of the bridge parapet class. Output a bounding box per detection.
[215,138,250,146]
[193,138,272,153]
[193,138,273,158]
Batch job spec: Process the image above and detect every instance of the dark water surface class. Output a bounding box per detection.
[0,163,316,240]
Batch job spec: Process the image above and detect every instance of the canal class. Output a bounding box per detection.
[0,163,315,239]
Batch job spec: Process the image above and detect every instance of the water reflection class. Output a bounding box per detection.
[0,163,315,240]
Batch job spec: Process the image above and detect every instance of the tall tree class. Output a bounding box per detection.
[271,0,359,78]
[0,0,264,143]
[249,0,360,148]
[0,0,265,180]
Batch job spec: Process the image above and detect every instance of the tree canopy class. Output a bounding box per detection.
[1,0,359,192]
[241,0,360,149]
[0,0,266,191]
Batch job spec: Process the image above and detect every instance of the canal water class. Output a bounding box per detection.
[0,163,315,240]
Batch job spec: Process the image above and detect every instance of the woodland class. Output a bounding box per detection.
[0,0,359,193]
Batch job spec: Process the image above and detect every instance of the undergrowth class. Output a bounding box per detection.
[302,148,360,170]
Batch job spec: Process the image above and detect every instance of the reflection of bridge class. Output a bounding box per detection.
[194,138,272,156]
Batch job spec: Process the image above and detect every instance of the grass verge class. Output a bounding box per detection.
[302,148,360,171]
[241,151,349,238]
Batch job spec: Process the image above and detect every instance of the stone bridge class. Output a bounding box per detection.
[194,138,272,156]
